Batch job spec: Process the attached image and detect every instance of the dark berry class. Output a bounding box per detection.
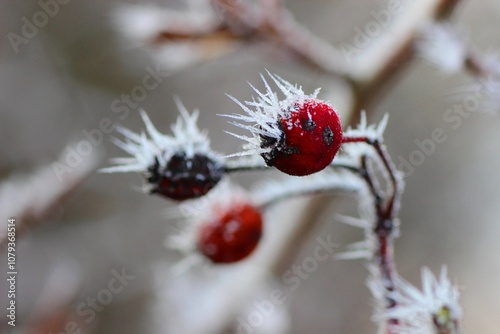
[148,152,223,201]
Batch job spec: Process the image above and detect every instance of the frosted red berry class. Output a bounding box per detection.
[261,99,343,176]
[197,202,263,263]
[148,152,224,201]
[225,72,345,175]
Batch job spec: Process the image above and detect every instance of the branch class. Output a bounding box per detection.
[267,0,463,294]
[213,0,351,77]
[0,145,100,248]
[348,0,462,113]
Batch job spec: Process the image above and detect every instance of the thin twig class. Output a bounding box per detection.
[336,143,403,332]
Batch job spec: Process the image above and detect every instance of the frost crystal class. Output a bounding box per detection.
[334,113,402,260]
[222,71,322,157]
[343,111,389,144]
[334,192,381,261]
[382,267,462,334]
[101,98,221,176]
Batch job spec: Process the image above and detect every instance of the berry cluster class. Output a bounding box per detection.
[103,72,463,334]
[103,73,376,265]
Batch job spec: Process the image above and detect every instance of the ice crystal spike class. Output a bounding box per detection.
[101,101,224,201]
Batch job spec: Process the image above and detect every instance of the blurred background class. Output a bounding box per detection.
[1,0,500,333]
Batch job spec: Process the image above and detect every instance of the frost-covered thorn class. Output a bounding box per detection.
[341,112,389,144]
[222,71,343,176]
[382,266,462,334]
[101,100,224,201]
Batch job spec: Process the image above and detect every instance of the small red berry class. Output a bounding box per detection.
[261,99,343,176]
[197,202,263,263]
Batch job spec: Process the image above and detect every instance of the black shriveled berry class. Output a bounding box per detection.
[148,152,223,201]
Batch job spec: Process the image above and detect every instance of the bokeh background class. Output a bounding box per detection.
[1,0,500,333]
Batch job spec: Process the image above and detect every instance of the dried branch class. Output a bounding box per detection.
[341,149,403,327]
[349,0,462,113]
[0,146,100,248]
[212,0,351,77]
[116,0,462,116]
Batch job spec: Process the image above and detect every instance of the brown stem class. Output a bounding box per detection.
[212,0,351,77]
[337,138,403,330]
[152,0,463,115]
[365,148,401,329]
[263,9,351,78]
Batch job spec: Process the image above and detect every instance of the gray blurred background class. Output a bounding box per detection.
[1,0,500,333]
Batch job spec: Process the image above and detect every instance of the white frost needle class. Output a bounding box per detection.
[101,100,221,175]
[221,71,324,157]
[379,266,462,334]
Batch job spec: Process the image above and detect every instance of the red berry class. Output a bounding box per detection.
[261,99,343,176]
[197,202,263,263]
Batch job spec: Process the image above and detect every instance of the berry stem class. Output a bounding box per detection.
[223,164,270,173]
[341,137,403,220]
[255,181,358,211]
[341,135,369,143]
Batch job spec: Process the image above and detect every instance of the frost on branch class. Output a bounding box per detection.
[418,22,500,114]
[417,23,468,74]
[252,169,363,209]
[327,111,462,334]
[101,98,224,201]
[342,112,389,145]
[112,2,235,72]
[334,113,401,261]
[113,2,218,45]
[445,54,500,114]
[379,267,462,334]
[0,146,98,247]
